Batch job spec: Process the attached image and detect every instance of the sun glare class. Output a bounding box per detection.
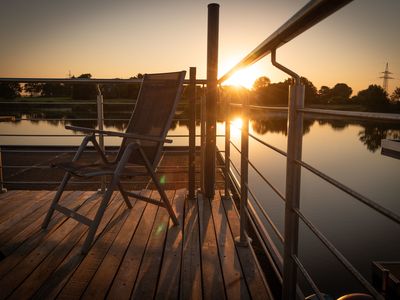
[230,117,243,139]
[221,62,266,89]
[231,117,243,129]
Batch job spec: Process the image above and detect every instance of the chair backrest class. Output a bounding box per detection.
[117,71,186,166]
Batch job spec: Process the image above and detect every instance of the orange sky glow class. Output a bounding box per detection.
[1,0,399,94]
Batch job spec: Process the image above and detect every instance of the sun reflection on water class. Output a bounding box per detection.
[230,117,243,139]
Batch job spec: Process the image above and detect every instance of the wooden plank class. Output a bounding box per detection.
[0,192,68,251]
[155,189,186,300]
[180,193,202,300]
[0,190,22,202]
[0,191,105,299]
[55,193,127,299]
[107,191,160,299]
[0,191,88,271]
[0,190,40,223]
[7,192,124,300]
[211,192,251,300]
[0,191,55,242]
[80,191,147,299]
[0,190,53,237]
[30,192,124,300]
[198,192,226,300]
[220,190,272,300]
[130,190,175,299]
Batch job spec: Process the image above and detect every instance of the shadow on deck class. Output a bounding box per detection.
[0,188,272,299]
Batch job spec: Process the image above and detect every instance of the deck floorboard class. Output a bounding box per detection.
[0,189,270,299]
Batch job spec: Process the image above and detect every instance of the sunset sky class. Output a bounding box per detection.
[0,0,399,94]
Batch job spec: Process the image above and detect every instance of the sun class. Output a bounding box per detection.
[220,60,266,89]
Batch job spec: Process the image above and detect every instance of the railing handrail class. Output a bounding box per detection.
[0,77,207,85]
[218,0,353,83]
[229,102,400,122]
[299,107,400,122]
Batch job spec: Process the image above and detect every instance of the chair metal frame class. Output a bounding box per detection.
[42,71,186,254]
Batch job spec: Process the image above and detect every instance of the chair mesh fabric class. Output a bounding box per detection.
[53,71,185,178]
[119,71,185,166]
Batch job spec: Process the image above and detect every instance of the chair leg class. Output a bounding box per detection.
[137,147,179,226]
[81,145,137,253]
[148,168,179,226]
[42,172,71,229]
[81,185,115,254]
[43,135,91,229]
[118,183,132,209]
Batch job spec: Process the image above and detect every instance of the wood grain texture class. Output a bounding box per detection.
[0,189,271,300]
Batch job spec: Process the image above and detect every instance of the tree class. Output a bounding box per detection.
[253,76,271,90]
[24,83,43,97]
[42,83,70,97]
[318,85,331,104]
[286,77,318,105]
[300,77,318,105]
[0,82,21,99]
[391,87,400,102]
[253,80,288,106]
[72,73,97,100]
[330,83,352,104]
[354,84,389,111]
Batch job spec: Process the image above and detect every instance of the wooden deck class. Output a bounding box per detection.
[0,189,271,299]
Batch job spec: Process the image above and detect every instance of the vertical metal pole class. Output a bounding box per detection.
[235,92,249,247]
[282,82,305,300]
[224,93,231,198]
[0,147,7,193]
[204,3,219,198]
[96,84,106,193]
[200,86,206,193]
[188,67,196,200]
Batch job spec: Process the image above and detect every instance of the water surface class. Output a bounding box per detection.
[1,108,399,297]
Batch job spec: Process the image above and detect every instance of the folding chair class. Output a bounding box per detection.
[42,71,186,254]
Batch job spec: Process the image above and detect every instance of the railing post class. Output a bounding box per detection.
[96,84,106,193]
[282,81,305,299]
[236,92,249,247]
[188,67,196,200]
[224,92,231,198]
[0,147,6,193]
[200,86,206,193]
[204,3,219,198]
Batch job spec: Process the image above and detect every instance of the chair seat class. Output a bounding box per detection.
[53,161,148,178]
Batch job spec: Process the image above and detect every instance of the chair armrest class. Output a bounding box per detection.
[65,125,173,143]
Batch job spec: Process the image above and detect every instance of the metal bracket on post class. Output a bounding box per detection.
[96,84,106,193]
[272,49,305,299]
[235,91,250,248]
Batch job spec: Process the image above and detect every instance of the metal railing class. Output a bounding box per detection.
[0,72,205,195]
[224,100,400,298]
[215,0,399,299]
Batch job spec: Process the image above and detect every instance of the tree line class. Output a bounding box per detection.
[224,76,400,112]
[1,73,400,112]
[0,73,144,100]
